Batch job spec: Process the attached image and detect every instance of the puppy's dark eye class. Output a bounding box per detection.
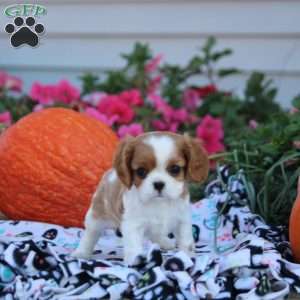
[136,167,147,179]
[169,165,181,176]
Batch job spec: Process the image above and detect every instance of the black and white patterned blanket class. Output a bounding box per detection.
[0,167,300,300]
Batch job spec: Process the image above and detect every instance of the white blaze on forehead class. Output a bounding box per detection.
[144,135,175,168]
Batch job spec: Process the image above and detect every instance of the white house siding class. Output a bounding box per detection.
[0,0,299,107]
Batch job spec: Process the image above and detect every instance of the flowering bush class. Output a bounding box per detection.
[1,37,299,225]
[196,115,224,155]
[0,71,22,92]
[0,38,282,153]
[30,80,80,105]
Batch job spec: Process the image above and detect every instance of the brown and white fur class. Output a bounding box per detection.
[72,132,209,265]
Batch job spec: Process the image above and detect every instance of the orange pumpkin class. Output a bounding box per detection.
[289,176,300,262]
[0,108,118,227]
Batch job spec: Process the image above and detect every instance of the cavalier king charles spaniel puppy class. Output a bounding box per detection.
[73,132,209,265]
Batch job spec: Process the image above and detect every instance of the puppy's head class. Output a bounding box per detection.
[113,132,209,202]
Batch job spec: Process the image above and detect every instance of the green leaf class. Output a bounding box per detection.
[211,49,232,61]
[218,68,240,77]
[202,36,216,54]
[80,73,99,95]
[122,42,152,67]
[292,94,300,109]
[186,56,204,73]
[98,70,131,93]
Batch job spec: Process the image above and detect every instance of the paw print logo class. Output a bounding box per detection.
[5,16,45,48]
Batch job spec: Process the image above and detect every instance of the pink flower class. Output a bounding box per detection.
[30,80,80,104]
[151,120,179,133]
[290,107,299,114]
[196,115,225,154]
[145,54,163,73]
[98,95,134,124]
[249,119,258,129]
[85,107,118,126]
[293,141,300,150]
[82,92,107,106]
[29,82,57,104]
[0,72,7,87]
[172,108,189,123]
[55,80,80,104]
[148,93,172,115]
[195,84,217,98]
[0,71,22,92]
[169,122,179,132]
[120,89,143,106]
[118,123,144,138]
[183,88,202,111]
[148,75,162,94]
[152,120,168,131]
[203,139,224,155]
[149,94,191,132]
[5,75,22,92]
[149,95,189,123]
[197,115,224,141]
[189,115,200,124]
[0,111,12,126]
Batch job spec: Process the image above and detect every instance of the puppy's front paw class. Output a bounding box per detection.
[124,251,140,266]
[71,249,92,260]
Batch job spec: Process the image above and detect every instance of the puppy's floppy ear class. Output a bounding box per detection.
[113,136,136,188]
[183,134,209,183]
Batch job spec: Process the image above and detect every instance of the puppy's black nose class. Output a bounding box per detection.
[153,181,165,192]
